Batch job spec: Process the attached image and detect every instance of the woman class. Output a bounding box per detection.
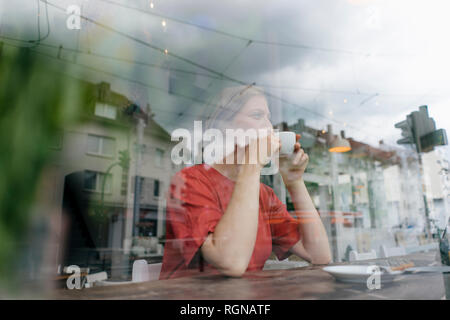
[160,85,331,279]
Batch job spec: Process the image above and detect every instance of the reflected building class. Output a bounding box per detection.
[269,118,444,262]
[47,81,177,279]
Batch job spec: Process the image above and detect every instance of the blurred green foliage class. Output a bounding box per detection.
[0,44,91,287]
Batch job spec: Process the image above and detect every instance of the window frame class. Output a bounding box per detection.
[86,134,116,159]
[155,147,165,168]
[94,102,118,120]
[83,170,113,194]
[153,179,160,198]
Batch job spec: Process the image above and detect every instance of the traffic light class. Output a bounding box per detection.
[118,150,130,169]
[394,115,414,145]
[420,129,448,153]
[411,105,436,144]
[395,105,447,153]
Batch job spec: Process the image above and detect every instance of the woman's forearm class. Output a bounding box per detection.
[286,179,331,264]
[201,165,261,275]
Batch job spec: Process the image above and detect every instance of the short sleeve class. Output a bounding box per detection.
[165,169,223,267]
[267,188,302,261]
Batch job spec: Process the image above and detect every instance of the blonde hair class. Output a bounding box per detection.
[205,84,265,131]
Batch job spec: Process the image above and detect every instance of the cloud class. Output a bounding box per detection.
[1,0,449,154]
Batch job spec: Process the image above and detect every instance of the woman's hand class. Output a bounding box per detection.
[242,131,281,168]
[279,134,309,187]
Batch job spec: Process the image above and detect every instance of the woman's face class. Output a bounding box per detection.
[230,95,273,131]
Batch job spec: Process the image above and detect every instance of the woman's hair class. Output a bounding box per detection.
[205,84,265,132]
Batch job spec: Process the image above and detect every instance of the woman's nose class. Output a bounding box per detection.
[264,117,273,129]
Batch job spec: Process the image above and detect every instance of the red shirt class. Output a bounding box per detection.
[159,164,301,280]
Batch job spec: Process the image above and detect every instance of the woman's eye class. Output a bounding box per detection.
[250,112,264,119]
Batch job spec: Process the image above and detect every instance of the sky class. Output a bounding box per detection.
[1,0,449,157]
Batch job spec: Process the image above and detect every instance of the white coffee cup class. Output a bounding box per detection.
[277,131,296,155]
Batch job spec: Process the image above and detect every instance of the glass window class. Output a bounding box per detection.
[83,170,112,193]
[155,148,164,167]
[94,102,117,120]
[3,0,450,300]
[102,137,116,156]
[83,170,97,191]
[86,135,101,154]
[86,134,115,157]
[153,179,160,197]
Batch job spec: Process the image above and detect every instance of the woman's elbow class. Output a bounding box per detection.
[221,267,246,278]
[219,261,248,278]
[201,239,248,277]
[313,257,331,265]
[310,253,332,265]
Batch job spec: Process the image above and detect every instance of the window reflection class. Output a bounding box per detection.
[0,0,449,298]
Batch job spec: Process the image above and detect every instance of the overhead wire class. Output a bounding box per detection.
[0,0,50,47]
[11,1,412,147]
[94,0,415,58]
[35,1,395,132]
[0,37,437,97]
[3,39,401,149]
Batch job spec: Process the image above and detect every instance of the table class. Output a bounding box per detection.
[52,251,449,300]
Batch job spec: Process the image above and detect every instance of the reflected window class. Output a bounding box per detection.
[83,170,112,193]
[155,148,164,167]
[94,102,117,120]
[154,179,160,197]
[86,134,115,157]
